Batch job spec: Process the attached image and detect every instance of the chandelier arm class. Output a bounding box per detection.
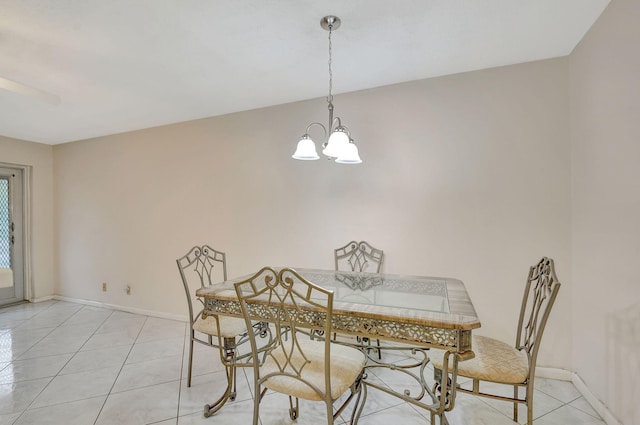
[338,123,352,138]
[331,116,343,133]
[305,122,327,140]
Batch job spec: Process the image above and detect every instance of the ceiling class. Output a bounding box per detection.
[0,0,609,145]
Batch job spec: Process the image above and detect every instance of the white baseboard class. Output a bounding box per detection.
[571,373,622,425]
[49,295,188,323]
[31,295,54,302]
[535,367,621,425]
[535,366,574,381]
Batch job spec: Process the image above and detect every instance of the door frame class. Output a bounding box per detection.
[0,162,32,302]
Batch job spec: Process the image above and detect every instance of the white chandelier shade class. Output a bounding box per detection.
[292,136,320,160]
[321,128,349,158]
[335,140,362,164]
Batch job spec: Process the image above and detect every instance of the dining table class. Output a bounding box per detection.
[197,267,481,424]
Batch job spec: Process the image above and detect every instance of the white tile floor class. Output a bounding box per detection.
[0,300,606,425]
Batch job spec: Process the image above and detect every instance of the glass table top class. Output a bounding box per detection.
[197,267,480,331]
[299,270,450,314]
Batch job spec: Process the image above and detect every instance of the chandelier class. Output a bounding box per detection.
[292,16,362,164]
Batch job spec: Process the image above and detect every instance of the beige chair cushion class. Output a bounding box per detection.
[193,314,247,339]
[262,338,366,401]
[430,335,529,384]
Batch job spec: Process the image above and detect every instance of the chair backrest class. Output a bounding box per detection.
[176,245,227,322]
[334,240,384,273]
[234,267,335,401]
[516,257,561,369]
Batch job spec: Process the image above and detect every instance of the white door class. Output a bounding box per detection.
[0,167,24,306]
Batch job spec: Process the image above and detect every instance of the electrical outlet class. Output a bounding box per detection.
[126,285,131,295]
[102,282,107,292]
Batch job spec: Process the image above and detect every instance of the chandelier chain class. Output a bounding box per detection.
[327,24,333,104]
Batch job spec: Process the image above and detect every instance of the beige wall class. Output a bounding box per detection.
[0,136,55,298]
[570,0,640,423]
[53,57,572,368]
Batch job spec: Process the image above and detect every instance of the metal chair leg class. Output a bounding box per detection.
[526,384,534,425]
[288,396,299,420]
[203,340,238,417]
[187,334,195,387]
[513,385,519,422]
[203,364,235,417]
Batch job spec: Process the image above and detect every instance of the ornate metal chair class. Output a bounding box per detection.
[235,267,367,425]
[430,257,561,425]
[334,240,384,274]
[334,240,384,358]
[177,245,249,416]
